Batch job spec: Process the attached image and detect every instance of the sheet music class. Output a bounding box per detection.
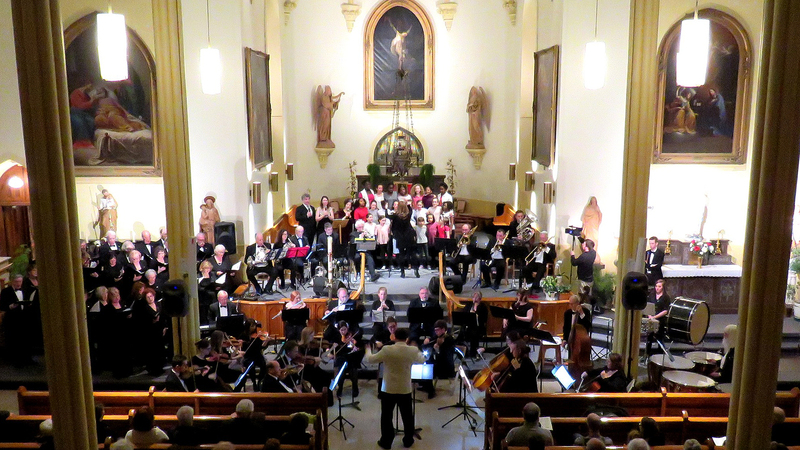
[231,261,241,270]
[372,310,397,323]
[539,417,553,431]
[712,437,726,446]
[216,274,226,285]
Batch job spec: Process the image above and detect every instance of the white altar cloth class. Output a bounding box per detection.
[662,264,742,278]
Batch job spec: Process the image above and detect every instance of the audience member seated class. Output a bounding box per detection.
[636,417,665,447]
[125,406,169,447]
[264,438,281,450]
[628,438,651,450]
[280,412,313,446]
[527,434,547,450]
[170,405,205,446]
[772,406,792,445]
[503,402,554,447]
[683,438,701,450]
[221,399,266,444]
[586,437,607,450]
[95,403,114,444]
[574,413,614,446]
[165,354,196,392]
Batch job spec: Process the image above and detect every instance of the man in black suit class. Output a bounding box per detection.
[261,360,294,393]
[294,193,316,243]
[154,227,168,255]
[0,274,33,365]
[207,290,241,325]
[245,232,276,295]
[288,226,310,289]
[98,230,121,266]
[563,294,592,343]
[480,229,508,290]
[135,230,156,264]
[449,224,476,285]
[196,232,214,265]
[408,287,441,343]
[645,236,665,286]
[315,222,340,271]
[521,231,556,291]
[165,355,196,392]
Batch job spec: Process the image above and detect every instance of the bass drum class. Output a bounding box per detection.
[665,297,710,345]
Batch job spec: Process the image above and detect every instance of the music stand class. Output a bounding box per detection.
[471,247,491,289]
[526,328,560,346]
[332,218,348,244]
[331,309,364,331]
[440,365,479,435]
[407,307,444,338]
[502,245,529,292]
[328,362,354,439]
[281,308,310,326]
[372,309,397,323]
[435,239,457,260]
[215,314,245,337]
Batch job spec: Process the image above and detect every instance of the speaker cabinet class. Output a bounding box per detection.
[215,221,237,255]
[622,271,649,310]
[428,275,464,295]
[161,280,188,317]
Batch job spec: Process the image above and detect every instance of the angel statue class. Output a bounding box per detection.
[314,85,344,148]
[466,86,488,149]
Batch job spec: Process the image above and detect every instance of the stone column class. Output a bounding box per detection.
[726,1,800,448]
[152,0,200,356]
[9,0,96,447]
[611,0,659,380]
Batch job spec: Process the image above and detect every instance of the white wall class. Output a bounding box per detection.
[646,1,764,264]
[551,0,631,269]
[281,0,522,204]
[0,0,27,166]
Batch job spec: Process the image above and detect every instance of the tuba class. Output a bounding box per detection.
[517,209,538,242]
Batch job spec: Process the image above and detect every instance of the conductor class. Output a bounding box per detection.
[364,328,426,449]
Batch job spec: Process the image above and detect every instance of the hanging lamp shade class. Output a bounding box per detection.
[200,47,222,95]
[583,41,607,90]
[97,12,128,81]
[676,17,710,87]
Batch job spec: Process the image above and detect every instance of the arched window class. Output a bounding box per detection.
[374,127,424,170]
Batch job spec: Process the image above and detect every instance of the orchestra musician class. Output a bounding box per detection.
[282,290,308,341]
[288,226,310,290]
[208,330,244,384]
[331,321,364,398]
[273,230,292,290]
[283,340,332,398]
[494,338,538,393]
[481,229,508,290]
[165,355,197,392]
[349,220,381,282]
[245,232,276,295]
[239,318,269,387]
[580,353,627,393]
[563,294,592,350]
[315,222,340,270]
[520,231,556,292]
[645,279,671,358]
[504,289,534,337]
[207,290,241,326]
[372,316,399,348]
[645,236,665,286]
[459,291,489,357]
[371,287,396,337]
[323,287,359,343]
[449,224,476,285]
[507,210,526,241]
[191,339,220,392]
[408,287,441,343]
[419,320,455,399]
[261,360,296,393]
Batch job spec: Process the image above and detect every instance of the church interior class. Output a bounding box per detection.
[0,0,800,449]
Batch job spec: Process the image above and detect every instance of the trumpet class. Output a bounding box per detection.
[525,235,554,265]
[452,227,476,257]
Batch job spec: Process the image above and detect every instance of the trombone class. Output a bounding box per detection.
[524,235,554,265]
[452,227,476,258]
[491,231,508,253]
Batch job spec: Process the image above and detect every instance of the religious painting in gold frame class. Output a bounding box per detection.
[364,0,434,110]
[245,48,273,169]
[532,45,560,167]
[653,9,752,164]
[64,13,160,176]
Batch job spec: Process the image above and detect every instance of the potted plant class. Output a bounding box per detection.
[540,276,559,301]
[419,163,435,188]
[10,244,31,276]
[592,267,616,312]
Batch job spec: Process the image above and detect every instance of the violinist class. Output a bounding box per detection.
[299,327,321,356]
[284,340,332,397]
[495,339,538,393]
[323,287,358,343]
[191,339,220,392]
[580,353,627,393]
[331,321,364,398]
[504,289,534,337]
[208,330,244,384]
[459,291,489,357]
[372,316,399,348]
[419,320,455,399]
[282,290,308,341]
[261,360,296,393]
[239,318,269,387]
[165,355,197,392]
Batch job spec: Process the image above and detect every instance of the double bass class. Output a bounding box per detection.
[567,323,593,381]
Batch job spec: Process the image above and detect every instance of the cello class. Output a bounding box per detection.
[567,323,593,381]
[472,350,511,391]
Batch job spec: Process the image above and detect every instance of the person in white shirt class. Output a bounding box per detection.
[125,406,169,446]
[438,182,454,205]
[374,184,386,206]
[365,328,426,449]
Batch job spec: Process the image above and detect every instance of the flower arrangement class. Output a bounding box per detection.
[540,276,559,295]
[347,160,358,198]
[689,240,715,257]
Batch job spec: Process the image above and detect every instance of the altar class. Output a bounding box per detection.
[661,264,742,314]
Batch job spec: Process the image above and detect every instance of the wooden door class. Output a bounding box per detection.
[1,205,31,257]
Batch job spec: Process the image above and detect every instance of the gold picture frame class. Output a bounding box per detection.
[64,13,160,177]
[532,45,560,167]
[364,0,434,110]
[244,48,274,169]
[653,9,752,164]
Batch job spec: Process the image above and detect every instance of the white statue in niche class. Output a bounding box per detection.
[314,85,344,148]
[466,86,487,149]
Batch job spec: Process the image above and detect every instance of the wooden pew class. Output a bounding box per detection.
[663,388,800,417]
[16,386,154,416]
[1,410,324,450]
[0,445,312,450]
[504,447,711,450]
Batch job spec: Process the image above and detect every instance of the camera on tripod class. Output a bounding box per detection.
[565,226,583,237]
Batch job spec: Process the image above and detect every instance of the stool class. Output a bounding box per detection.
[538,342,563,368]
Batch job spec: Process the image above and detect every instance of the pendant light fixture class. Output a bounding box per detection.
[200,0,222,95]
[583,0,606,90]
[97,3,128,81]
[676,0,710,87]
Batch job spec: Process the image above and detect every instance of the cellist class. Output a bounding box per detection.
[494,339,538,393]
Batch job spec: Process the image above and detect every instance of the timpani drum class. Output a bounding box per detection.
[685,351,722,376]
[647,354,694,386]
[661,370,717,393]
[665,297,710,345]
